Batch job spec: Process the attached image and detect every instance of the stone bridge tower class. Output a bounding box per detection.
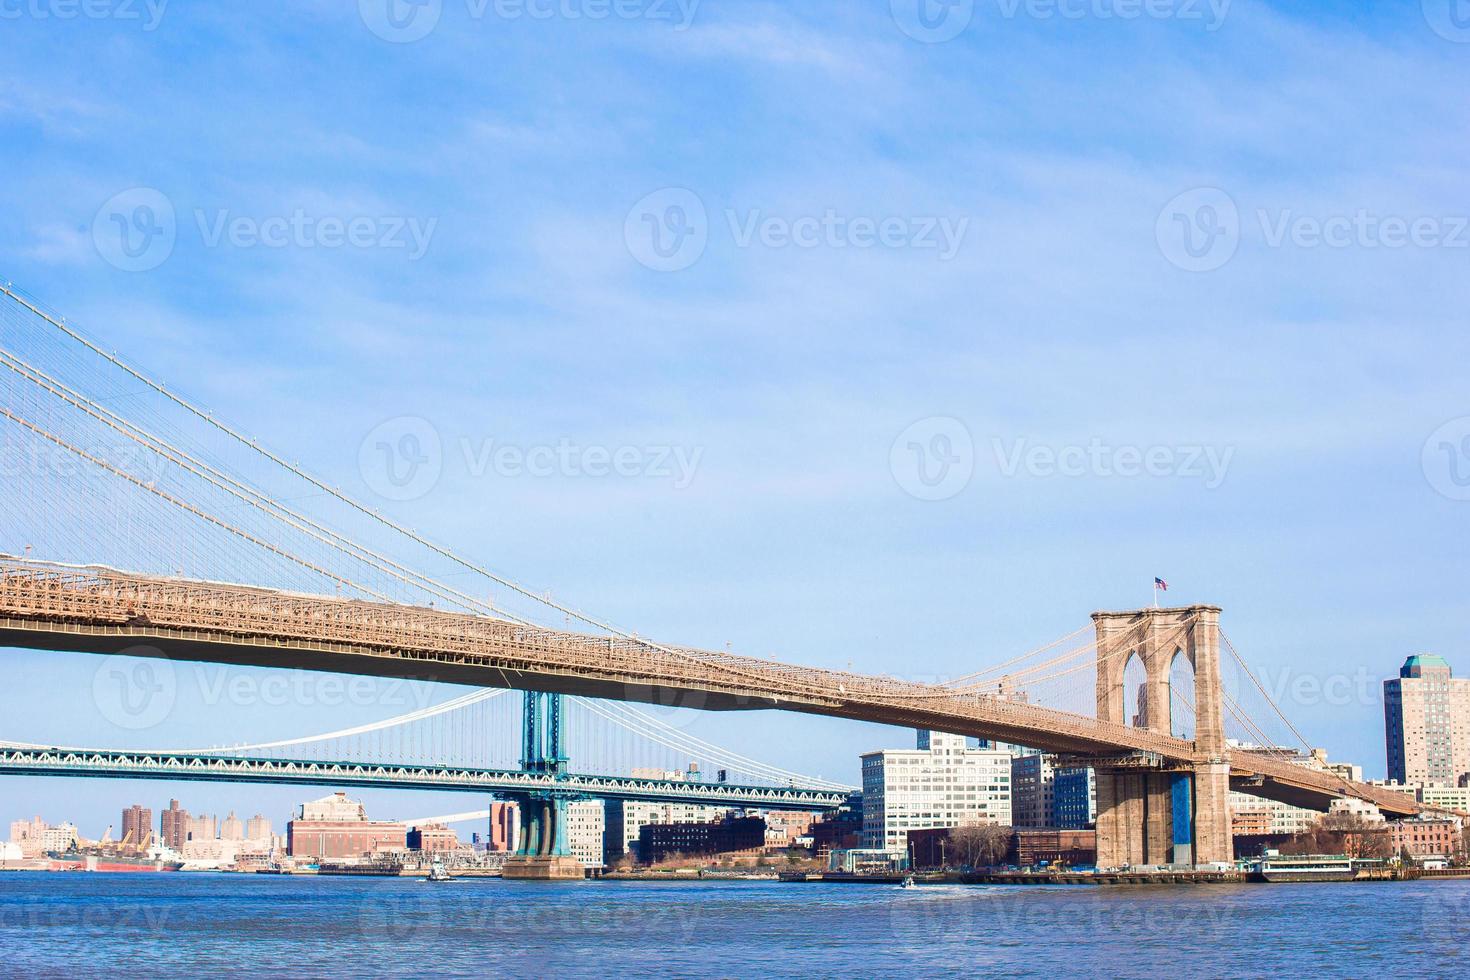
[1091,605,1231,868]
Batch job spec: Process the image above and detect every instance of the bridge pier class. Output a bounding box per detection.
[502,793,586,879]
[501,691,587,880]
[1091,606,1231,868]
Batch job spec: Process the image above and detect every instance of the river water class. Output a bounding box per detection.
[0,873,1465,977]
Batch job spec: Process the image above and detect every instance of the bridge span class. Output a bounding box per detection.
[0,560,1422,830]
[0,745,849,811]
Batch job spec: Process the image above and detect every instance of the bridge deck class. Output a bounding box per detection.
[0,745,848,809]
[0,560,1421,817]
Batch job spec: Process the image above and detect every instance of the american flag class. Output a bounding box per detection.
[1154,577,1169,591]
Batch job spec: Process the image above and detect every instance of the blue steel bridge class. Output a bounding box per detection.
[0,688,855,863]
[0,746,851,811]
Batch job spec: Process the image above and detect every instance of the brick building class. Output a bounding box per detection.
[286,792,406,860]
[160,800,190,850]
[1011,828,1097,868]
[120,804,153,848]
[1387,817,1463,860]
[407,823,461,853]
[763,811,817,847]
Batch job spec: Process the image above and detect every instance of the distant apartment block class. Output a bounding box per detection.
[861,730,1012,850]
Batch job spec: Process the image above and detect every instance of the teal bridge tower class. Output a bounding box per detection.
[503,691,588,877]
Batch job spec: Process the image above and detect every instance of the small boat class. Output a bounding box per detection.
[427,860,455,882]
[898,875,917,890]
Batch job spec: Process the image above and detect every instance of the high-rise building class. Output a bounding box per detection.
[245,815,273,841]
[187,813,218,843]
[1383,654,1470,784]
[160,800,190,850]
[1053,767,1096,829]
[220,812,245,841]
[860,730,1012,851]
[9,815,47,857]
[121,804,153,848]
[1010,755,1055,829]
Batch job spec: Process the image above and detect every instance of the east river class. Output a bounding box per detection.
[0,874,1465,977]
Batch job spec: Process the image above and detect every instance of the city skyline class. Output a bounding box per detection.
[2,1,1467,973]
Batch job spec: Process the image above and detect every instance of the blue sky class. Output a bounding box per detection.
[2,0,1469,836]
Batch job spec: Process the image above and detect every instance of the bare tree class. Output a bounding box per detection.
[948,823,1012,868]
[1281,815,1391,860]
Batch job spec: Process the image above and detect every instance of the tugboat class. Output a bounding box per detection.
[427,858,455,882]
[898,875,917,890]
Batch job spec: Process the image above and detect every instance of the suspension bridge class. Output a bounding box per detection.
[0,282,1431,875]
[0,688,854,810]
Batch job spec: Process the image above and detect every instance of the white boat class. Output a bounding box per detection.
[427,859,455,882]
[898,875,917,890]
[1251,854,1354,883]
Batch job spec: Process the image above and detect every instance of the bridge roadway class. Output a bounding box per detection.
[0,745,849,810]
[0,560,1421,818]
